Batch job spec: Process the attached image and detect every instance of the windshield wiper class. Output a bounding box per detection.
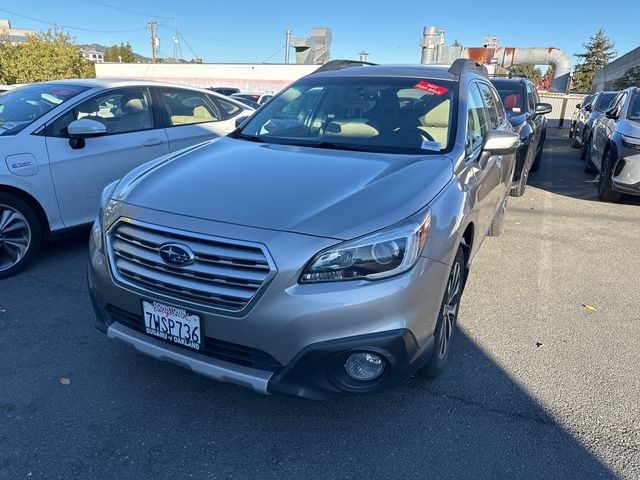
[295,141,374,152]
[236,133,265,143]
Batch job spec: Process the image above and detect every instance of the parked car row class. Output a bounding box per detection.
[0,79,254,278]
[5,59,549,400]
[569,87,640,202]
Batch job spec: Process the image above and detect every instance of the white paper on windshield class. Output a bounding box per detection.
[421,140,441,151]
[2,122,17,130]
[512,107,521,113]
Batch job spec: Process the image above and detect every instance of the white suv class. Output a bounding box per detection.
[0,79,253,278]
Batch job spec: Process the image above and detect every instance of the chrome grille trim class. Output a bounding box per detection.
[106,219,276,313]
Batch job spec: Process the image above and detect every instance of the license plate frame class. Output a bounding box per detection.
[142,300,202,351]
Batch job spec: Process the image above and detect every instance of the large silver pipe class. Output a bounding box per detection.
[420,26,438,65]
[500,47,572,93]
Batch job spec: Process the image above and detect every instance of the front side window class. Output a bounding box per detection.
[478,82,501,129]
[237,77,457,154]
[525,83,536,111]
[162,89,221,126]
[467,84,489,154]
[48,88,154,137]
[627,94,640,122]
[210,96,241,119]
[0,84,88,136]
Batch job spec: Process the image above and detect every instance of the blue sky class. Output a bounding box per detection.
[1,0,638,66]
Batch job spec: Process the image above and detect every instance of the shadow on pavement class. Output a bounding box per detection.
[530,131,640,206]
[0,238,617,478]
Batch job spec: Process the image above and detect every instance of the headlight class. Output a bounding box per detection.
[300,209,431,283]
[621,135,640,151]
[98,181,121,231]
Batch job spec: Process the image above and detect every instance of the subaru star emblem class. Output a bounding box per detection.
[159,243,195,267]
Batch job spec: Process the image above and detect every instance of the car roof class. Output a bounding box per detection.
[309,64,463,82]
[34,77,216,91]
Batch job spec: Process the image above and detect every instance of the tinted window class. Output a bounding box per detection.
[628,94,640,121]
[238,77,457,154]
[49,88,153,137]
[525,83,536,111]
[493,83,524,113]
[594,93,618,112]
[161,89,221,126]
[467,84,488,153]
[478,82,500,129]
[0,84,88,136]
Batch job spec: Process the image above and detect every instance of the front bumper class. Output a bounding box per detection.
[88,206,449,399]
[611,152,640,196]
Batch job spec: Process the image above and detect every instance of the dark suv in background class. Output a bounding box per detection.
[571,90,618,162]
[491,77,552,196]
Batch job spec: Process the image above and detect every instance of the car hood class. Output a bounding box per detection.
[618,120,640,138]
[115,137,453,240]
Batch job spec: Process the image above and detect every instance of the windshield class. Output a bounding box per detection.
[237,76,457,154]
[627,94,640,122]
[594,92,617,112]
[0,84,88,136]
[493,83,524,113]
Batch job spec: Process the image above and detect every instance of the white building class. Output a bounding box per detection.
[0,19,35,44]
[81,50,105,63]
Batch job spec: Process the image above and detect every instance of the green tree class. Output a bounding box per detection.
[104,42,135,63]
[0,28,94,84]
[571,30,616,92]
[507,64,543,85]
[452,39,462,47]
[613,66,640,89]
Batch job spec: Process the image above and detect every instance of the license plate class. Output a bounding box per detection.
[142,301,202,350]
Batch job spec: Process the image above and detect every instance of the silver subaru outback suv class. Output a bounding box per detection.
[89,59,518,399]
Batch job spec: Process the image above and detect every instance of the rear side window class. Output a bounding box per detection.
[161,88,221,126]
[48,88,154,137]
[525,83,537,111]
[477,82,500,129]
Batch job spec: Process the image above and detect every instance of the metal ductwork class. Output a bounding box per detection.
[290,28,332,65]
[464,47,572,93]
[419,27,572,93]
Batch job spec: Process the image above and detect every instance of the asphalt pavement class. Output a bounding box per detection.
[1,131,639,479]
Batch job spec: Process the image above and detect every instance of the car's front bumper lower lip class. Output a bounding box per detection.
[612,152,640,195]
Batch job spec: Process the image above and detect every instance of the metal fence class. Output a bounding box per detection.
[539,92,587,129]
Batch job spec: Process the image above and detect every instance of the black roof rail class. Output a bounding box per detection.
[448,59,488,79]
[313,59,377,73]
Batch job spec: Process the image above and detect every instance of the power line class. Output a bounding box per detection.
[177,32,199,61]
[0,7,148,33]
[261,45,285,64]
[89,0,172,20]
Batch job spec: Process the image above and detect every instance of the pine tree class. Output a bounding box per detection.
[571,30,616,92]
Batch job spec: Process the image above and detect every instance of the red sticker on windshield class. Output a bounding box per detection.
[414,81,448,96]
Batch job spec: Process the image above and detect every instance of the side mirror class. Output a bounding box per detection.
[67,118,106,150]
[473,130,519,169]
[605,107,619,119]
[534,102,553,115]
[585,104,592,112]
[235,115,251,128]
[576,102,582,109]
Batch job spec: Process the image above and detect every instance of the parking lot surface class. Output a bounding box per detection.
[1,132,639,479]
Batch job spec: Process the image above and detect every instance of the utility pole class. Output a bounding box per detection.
[148,20,157,63]
[285,30,291,64]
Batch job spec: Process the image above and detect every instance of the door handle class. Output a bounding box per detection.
[143,138,165,147]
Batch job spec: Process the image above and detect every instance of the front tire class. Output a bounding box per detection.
[419,247,465,379]
[0,193,41,279]
[488,198,506,237]
[598,150,622,203]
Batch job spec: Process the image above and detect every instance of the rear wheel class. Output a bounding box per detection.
[419,247,465,379]
[0,193,41,279]
[597,149,622,203]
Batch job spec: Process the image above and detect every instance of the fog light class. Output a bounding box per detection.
[344,353,385,381]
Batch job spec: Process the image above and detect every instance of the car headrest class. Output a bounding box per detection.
[123,98,145,114]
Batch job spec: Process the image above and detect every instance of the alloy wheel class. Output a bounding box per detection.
[438,260,462,359]
[0,204,31,272]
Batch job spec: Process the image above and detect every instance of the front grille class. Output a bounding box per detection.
[107,305,283,372]
[107,220,274,312]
